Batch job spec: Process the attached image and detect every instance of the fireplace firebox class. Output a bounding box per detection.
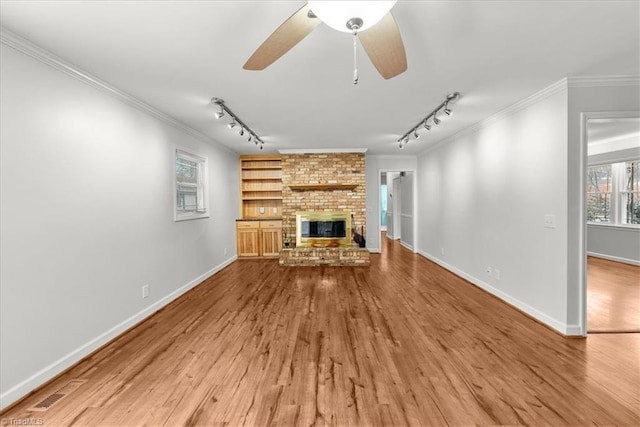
[296,211,352,247]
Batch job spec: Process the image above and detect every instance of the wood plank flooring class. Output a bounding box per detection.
[587,256,640,332]
[2,238,639,426]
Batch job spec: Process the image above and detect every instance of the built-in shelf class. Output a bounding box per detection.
[242,196,283,201]
[240,154,283,219]
[288,184,358,191]
[242,166,282,170]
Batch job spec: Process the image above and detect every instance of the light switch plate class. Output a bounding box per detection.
[544,214,556,228]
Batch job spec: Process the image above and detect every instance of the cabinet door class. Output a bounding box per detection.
[237,226,260,257]
[261,228,282,257]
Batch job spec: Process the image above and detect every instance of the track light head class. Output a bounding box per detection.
[413,129,420,139]
[248,134,252,142]
[239,127,244,136]
[228,119,236,129]
[423,121,431,131]
[398,140,405,149]
[433,115,441,125]
[211,97,225,119]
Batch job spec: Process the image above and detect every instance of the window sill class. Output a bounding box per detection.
[175,212,210,222]
[587,222,640,231]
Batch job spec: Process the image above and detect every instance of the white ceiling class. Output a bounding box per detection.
[1,1,638,155]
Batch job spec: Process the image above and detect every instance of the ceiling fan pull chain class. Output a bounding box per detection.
[353,30,359,85]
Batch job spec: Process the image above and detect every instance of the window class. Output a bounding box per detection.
[622,160,640,225]
[174,148,209,221]
[587,160,639,226]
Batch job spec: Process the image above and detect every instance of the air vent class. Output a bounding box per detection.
[29,379,86,411]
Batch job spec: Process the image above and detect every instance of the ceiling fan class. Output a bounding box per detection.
[243,1,407,83]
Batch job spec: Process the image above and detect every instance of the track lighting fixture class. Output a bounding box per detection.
[211,98,264,151]
[397,92,460,149]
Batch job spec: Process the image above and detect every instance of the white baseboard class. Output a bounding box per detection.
[587,251,640,266]
[368,248,381,253]
[416,250,576,336]
[0,255,237,411]
[400,241,415,252]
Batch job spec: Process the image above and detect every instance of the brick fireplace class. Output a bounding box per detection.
[279,152,370,266]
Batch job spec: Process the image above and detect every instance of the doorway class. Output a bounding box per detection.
[378,170,416,253]
[585,115,640,333]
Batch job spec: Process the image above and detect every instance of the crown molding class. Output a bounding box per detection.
[0,27,235,155]
[419,78,569,157]
[278,148,368,154]
[567,75,640,87]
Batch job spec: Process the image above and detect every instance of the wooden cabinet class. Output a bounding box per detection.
[236,220,282,258]
[240,155,282,219]
[236,221,260,257]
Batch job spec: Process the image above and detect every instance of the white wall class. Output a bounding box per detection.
[0,43,239,409]
[365,155,417,252]
[587,225,640,265]
[417,82,570,333]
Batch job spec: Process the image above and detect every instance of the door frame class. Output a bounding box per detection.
[579,110,640,335]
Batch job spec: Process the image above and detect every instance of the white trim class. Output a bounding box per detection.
[0,255,237,411]
[417,250,573,335]
[587,222,640,231]
[567,75,640,87]
[587,251,640,266]
[419,78,569,156]
[400,241,414,251]
[278,148,368,154]
[368,248,381,253]
[0,27,235,156]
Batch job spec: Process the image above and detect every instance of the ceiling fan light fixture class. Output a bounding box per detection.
[308,1,397,33]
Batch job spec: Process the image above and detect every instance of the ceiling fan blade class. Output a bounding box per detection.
[358,12,407,79]
[243,3,320,70]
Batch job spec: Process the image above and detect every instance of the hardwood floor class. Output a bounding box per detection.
[587,256,640,332]
[2,238,639,426]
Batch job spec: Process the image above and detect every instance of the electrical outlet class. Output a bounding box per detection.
[142,284,150,299]
[224,247,228,256]
[494,269,501,280]
[441,247,445,255]
[486,266,492,277]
